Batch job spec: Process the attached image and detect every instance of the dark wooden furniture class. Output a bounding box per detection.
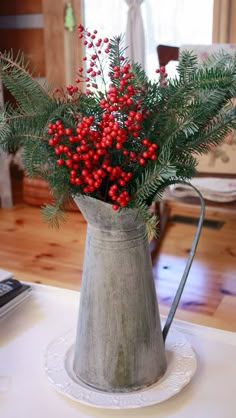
[157,45,179,67]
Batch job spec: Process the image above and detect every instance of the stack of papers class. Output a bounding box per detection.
[166,178,236,202]
[0,269,13,280]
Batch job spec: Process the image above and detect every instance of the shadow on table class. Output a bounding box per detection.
[0,296,44,347]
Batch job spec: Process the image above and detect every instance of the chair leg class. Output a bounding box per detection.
[154,201,170,236]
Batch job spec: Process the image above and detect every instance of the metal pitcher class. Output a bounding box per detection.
[73,184,204,392]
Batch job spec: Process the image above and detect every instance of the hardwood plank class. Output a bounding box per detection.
[1,188,236,331]
[214,295,236,323]
[152,200,236,319]
[159,304,236,332]
[42,0,82,87]
[0,0,42,15]
[0,205,85,288]
[0,28,45,75]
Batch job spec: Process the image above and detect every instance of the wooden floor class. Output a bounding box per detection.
[1,178,236,332]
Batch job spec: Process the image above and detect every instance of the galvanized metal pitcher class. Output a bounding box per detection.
[73,188,204,393]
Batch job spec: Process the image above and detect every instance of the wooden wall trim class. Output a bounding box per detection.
[42,0,66,88]
[0,14,43,29]
[0,29,45,76]
[42,0,82,88]
[0,0,42,15]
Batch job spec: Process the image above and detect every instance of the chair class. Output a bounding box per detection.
[156,45,179,67]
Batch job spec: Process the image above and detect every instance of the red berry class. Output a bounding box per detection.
[135,112,143,122]
[57,159,64,166]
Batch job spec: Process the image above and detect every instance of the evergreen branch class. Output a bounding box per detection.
[177,50,198,82]
[21,134,47,141]
[3,111,36,123]
[136,200,159,240]
[109,35,127,68]
[22,141,46,177]
[159,90,232,154]
[131,62,149,86]
[202,50,236,71]
[133,165,177,204]
[41,202,66,230]
[0,50,52,112]
[186,107,236,154]
[159,64,236,116]
[0,50,51,96]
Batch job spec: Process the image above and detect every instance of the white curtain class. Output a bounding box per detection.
[125,0,145,68]
[84,0,214,77]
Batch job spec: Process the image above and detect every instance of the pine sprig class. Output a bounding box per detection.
[133,165,177,202]
[109,35,128,69]
[41,202,66,229]
[177,50,198,82]
[186,107,236,154]
[130,165,176,236]
[202,50,236,71]
[0,50,52,111]
[135,200,159,240]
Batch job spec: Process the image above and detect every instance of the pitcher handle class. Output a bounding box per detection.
[162,182,205,342]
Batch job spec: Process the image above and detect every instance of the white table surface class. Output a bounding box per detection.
[0,283,236,418]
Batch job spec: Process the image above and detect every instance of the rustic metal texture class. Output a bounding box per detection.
[73,196,167,392]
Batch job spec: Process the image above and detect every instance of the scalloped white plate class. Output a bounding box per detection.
[44,328,197,409]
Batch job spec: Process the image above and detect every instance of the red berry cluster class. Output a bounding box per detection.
[47,26,161,210]
[71,24,111,94]
[47,113,159,210]
[108,186,130,210]
[155,66,168,86]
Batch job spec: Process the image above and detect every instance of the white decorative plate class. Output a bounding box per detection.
[44,328,197,409]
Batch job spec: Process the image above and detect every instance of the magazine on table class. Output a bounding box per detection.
[0,270,32,318]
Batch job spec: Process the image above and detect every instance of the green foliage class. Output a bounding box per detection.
[132,165,177,237]
[41,202,66,229]
[109,35,127,69]
[0,50,52,111]
[0,41,235,236]
[177,50,198,82]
